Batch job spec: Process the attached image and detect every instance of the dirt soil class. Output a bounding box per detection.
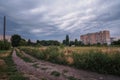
[12,50,120,80]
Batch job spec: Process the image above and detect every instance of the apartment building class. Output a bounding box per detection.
[80,30,110,45]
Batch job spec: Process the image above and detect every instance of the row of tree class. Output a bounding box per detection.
[11,34,83,47]
[36,40,60,46]
[11,34,61,47]
[11,34,120,47]
[111,40,120,46]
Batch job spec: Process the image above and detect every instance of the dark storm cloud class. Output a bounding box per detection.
[0,0,120,41]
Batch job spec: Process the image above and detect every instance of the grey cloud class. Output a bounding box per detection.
[0,0,120,41]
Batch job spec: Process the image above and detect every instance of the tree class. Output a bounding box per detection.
[69,41,74,46]
[11,34,21,47]
[78,41,83,46]
[75,39,78,46]
[62,40,66,45]
[111,39,120,46]
[66,35,69,46]
[36,40,40,43]
[0,40,11,50]
[19,39,27,46]
[36,40,60,46]
[27,39,32,46]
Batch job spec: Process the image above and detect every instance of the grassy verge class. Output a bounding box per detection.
[0,50,7,53]
[19,46,67,65]
[0,50,28,80]
[19,46,120,76]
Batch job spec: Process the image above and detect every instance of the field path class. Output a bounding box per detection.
[12,50,120,80]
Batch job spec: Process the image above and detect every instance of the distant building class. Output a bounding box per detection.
[80,30,110,45]
[0,35,11,42]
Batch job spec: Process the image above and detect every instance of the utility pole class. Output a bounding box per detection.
[3,16,6,43]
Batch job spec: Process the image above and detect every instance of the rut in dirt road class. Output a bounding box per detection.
[12,50,120,80]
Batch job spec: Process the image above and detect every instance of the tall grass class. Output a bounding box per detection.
[20,46,120,76]
[16,49,33,62]
[72,51,120,75]
[20,46,67,65]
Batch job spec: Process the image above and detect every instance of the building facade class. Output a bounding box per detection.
[80,30,110,45]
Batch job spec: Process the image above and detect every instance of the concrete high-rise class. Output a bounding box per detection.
[80,30,110,45]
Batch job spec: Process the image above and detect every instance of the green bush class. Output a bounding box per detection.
[109,53,120,75]
[20,46,67,65]
[0,40,11,50]
[72,51,120,75]
[45,46,59,62]
[16,50,33,62]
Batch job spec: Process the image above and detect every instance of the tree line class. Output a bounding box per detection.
[111,40,120,46]
[11,34,83,47]
[10,34,120,47]
[11,34,61,47]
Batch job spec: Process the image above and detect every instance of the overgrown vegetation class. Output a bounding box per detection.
[20,46,67,65]
[0,40,11,50]
[0,50,28,80]
[19,46,120,76]
[111,39,120,46]
[72,51,120,75]
[16,49,33,62]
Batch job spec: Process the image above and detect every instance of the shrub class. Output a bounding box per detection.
[72,50,120,75]
[45,46,59,62]
[109,53,120,75]
[16,50,33,62]
[0,40,11,50]
[20,46,67,65]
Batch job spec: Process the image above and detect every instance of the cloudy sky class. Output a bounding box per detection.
[0,0,120,41]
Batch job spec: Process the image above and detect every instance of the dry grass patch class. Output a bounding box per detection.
[64,47,120,54]
[0,51,11,58]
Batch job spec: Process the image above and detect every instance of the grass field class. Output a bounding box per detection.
[0,50,28,80]
[65,46,120,54]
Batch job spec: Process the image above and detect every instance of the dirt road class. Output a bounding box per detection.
[12,50,120,80]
